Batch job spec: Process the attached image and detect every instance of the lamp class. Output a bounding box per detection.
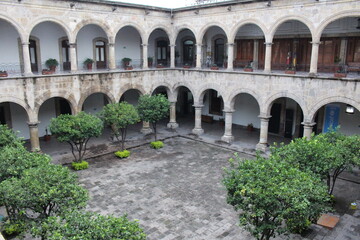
[346,104,355,114]
[357,18,360,30]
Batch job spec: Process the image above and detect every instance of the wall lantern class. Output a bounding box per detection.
[346,104,355,114]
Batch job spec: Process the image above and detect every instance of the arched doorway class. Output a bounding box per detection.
[0,102,29,139]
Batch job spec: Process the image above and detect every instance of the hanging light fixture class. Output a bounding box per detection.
[357,18,360,30]
[346,104,355,114]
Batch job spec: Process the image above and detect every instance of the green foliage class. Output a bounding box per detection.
[2,221,25,237]
[122,57,132,63]
[83,58,94,64]
[137,94,170,141]
[45,58,59,67]
[0,124,23,149]
[31,210,146,240]
[71,161,89,171]
[115,149,130,158]
[99,102,139,150]
[223,154,330,240]
[50,112,103,162]
[150,141,164,149]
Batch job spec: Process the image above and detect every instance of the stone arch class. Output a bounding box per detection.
[118,84,146,102]
[229,19,268,43]
[315,11,360,42]
[226,88,261,112]
[196,83,224,105]
[147,25,173,44]
[151,84,172,99]
[28,17,72,42]
[78,88,115,112]
[269,15,315,42]
[197,22,229,44]
[0,96,31,121]
[115,22,146,43]
[263,92,307,117]
[172,82,196,100]
[308,96,360,122]
[0,14,26,42]
[73,19,113,42]
[34,90,77,116]
[172,25,197,44]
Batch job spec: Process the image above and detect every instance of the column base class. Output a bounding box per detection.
[141,127,153,135]
[256,143,269,152]
[167,122,179,129]
[192,128,204,135]
[221,135,234,143]
[308,72,318,77]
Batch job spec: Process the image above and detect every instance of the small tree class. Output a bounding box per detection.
[49,112,103,162]
[137,94,170,141]
[31,210,146,240]
[223,154,330,240]
[99,102,139,151]
[0,124,23,149]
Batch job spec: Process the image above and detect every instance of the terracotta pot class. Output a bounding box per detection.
[334,72,347,78]
[285,70,296,74]
[49,65,56,72]
[244,68,253,72]
[125,66,133,70]
[87,63,93,70]
[0,72,8,77]
[183,65,191,69]
[42,69,53,75]
[211,67,219,70]
[44,135,51,141]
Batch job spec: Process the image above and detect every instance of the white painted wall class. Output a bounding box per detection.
[115,26,142,67]
[0,21,21,72]
[83,93,105,115]
[10,103,29,139]
[233,94,260,128]
[38,98,57,137]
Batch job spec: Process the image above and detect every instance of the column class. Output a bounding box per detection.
[339,38,348,65]
[192,105,204,135]
[302,122,316,140]
[142,44,148,69]
[256,115,271,151]
[141,121,153,134]
[253,40,259,69]
[108,43,116,70]
[309,41,320,76]
[196,44,202,69]
[264,42,273,73]
[69,43,78,72]
[167,101,179,129]
[22,42,32,76]
[28,122,40,152]
[221,110,234,143]
[170,44,175,68]
[227,43,234,71]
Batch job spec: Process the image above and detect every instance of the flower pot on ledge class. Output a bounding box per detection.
[244,68,253,72]
[42,69,54,75]
[156,64,165,68]
[0,71,8,77]
[285,70,296,74]
[211,66,219,70]
[183,65,191,69]
[44,134,51,142]
[334,72,347,78]
[125,66,133,70]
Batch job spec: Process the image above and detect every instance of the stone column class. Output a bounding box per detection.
[28,122,40,152]
[108,43,116,70]
[264,42,273,73]
[142,44,148,69]
[192,105,204,135]
[170,44,175,68]
[309,41,320,76]
[221,110,234,143]
[196,44,202,69]
[227,43,234,70]
[69,43,78,72]
[302,122,316,140]
[167,101,179,129]
[22,42,32,76]
[339,38,348,65]
[256,115,271,151]
[253,39,259,69]
[141,121,153,134]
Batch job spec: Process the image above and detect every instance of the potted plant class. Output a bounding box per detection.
[0,70,8,77]
[211,64,219,70]
[45,58,59,72]
[44,128,51,142]
[244,61,253,72]
[148,57,153,68]
[183,63,191,69]
[83,58,94,70]
[334,64,347,78]
[285,64,296,74]
[122,57,132,70]
[156,63,165,68]
[247,123,254,132]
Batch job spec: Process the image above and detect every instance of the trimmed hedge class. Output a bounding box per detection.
[71,161,89,171]
[114,150,130,158]
[150,141,164,149]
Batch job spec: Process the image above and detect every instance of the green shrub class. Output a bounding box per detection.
[2,221,25,236]
[150,141,164,149]
[114,150,130,158]
[71,161,89,171]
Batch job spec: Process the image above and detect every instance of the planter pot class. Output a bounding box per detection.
[183,65,191,69]
[285,70,296,74]
[0,72,8,77]
[49,66,56,72]
[148,62,153,68]
[125,66,133,70]
[211,67,219,70]
[44,135,51,142]
[244,68,253,72]
[156,65,165,68]
[86,63,93,70]
[42,69,54,75]
[247,126,254,132]
[334,73,347,78]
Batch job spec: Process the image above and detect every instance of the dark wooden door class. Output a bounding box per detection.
[269,103,281,134]
[29,40,38,72]
[96,40,107,69]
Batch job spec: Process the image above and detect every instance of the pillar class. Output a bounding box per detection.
[264,42,273,73]
[256,115,271,151]
[221,110,234,143]
[227,43,234,71]
[108,43,116,70]
[28,122,40,152]
[142,44,148,69]
[302,122,316,140]
[170,44,175,68]
[22,42,32,76]
[192,105,204,135]
[196,44,202,69]
[309,41,320,76]
[141,121,153,134]
[253,40,259,69]
[167,101,179,129]
[339,38,348,65]
[69,43,78,72]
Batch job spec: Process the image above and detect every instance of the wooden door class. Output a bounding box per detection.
[318,38,341,72]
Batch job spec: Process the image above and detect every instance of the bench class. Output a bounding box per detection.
[347,62,360,74]
[201,115,213,123]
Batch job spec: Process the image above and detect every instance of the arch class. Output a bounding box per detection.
[197,22,229,44]
[229,19,268,43]
[151,84,172,99]
[115,23,145,43]
[196,84,224,105]
[226,88,261,112]
[147,26,172,44]
[34,90,77,116]
[172,82,196,100]
[308,96,360,122]
[263,92,307,117]
[118,84,146,102]
[78,88,115,111]
[28,18,71,42]
[172,25,197,44]
[0,97,31,121]
[269,15,315,42]
[73,19,112,42]
[0,14,26,42]
[316,11,360,41]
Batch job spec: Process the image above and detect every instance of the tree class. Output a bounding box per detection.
[0,124,23,149]
[99,102,140,151]
[31,210,146,240]
[223,154,330,240]
[49,112,103,162]
[137,94,170,141]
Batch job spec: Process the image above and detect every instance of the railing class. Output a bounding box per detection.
[0,62,23,76]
